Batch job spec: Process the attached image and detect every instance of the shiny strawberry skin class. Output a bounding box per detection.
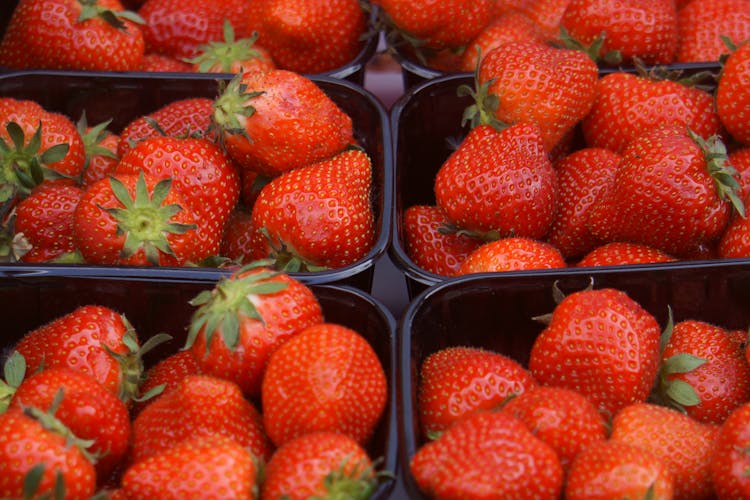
[576,241,677,267]
[717,41,750,146]
[219,208,256,264]
[132,350,202,415]
[138,53,193,72]
[711,402,750,498]
[676,0,750,63]
[457,236,567,274]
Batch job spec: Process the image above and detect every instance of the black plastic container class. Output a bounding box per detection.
[397,261,750,498]
[0,70,393,292]
[0,266,399,499]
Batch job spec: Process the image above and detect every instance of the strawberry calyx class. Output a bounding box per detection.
[311,456,392,500]
[77,0,145,31]
[457,52,507,132]
[185,21,266,73]
[258,227,329,273]
[212,75,265,143]
[372,6,432,67]
[0,351,26,413]
[0,195,31,262]
[555,27,622,66]
[76,112,118,182]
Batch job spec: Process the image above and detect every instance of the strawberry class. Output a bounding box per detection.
[521,0,571,42]
[246,0,367,74]
[219,207,255,264]
[717,40,750,146]
[582,70,722,154]
[657,318,750,424]
[719,197,750,258]
[502,386,607,471]
[130,374,272,464]
[0,408,96,500]
[731,148,750,198]
[261,431,382,500]
[561,0,678,65]
[0,0,144,71]
[115,135,241,259]
[576,241,677,267]
[676,0,750,63]
[139,53,192,72]
[433,122,557,240]
[546,147,622,258]
[528,287,662,416]
[73,172,201,266]
[477,40,599,152]
[122,435,258,500]
[565,440,674,499]
[410,410,563,499]
[248,148,375,270]
[137,0,254,59]
[417,346,537,439]
[185,20,276,75]
[403,205,483,277]
[711,402,750,498]
[132,350,201,414]
[588,125,743,257]
[212,69,354,178]
[261,322,387,448]
[185,264,323,397]
[77,115,121,189]
[457,236,567,274]
[609,402,718,500]
[13,182,83,263]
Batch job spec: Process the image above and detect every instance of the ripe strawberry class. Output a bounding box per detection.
[122,435,258,500]
[410,410,563,498]
[719,198,750,258]
[212,69,354,178]
[711,402,750,498]
[502,386,607,471]
[657,318,750,424]
[529,287,662,416]
[417,346,537,438]
[434,123,557,240]
[13,182,83,263]
[261,431,381,500]
[676,0,750,63]
[185,265,323,397]
[588,125,743,257]
[609,402,718,500]
[248,148,375,270]
[477,40,599,152]
[132,350,202,414]
[137,0,254,59]
[246,0,367,74]
[0,0,145,71]
[717,40,750,146]
[73,172,201,266]
[731,148,750,198]
[77,115,121,188]
[261,322,387,448]
[130,374,272,464]
[576,241,677,267]
[561,0,678,65]
[139,53,192,72]
[565,440,674,499]
[582,70,721,154]
[115,135,241,258]
[403,205,483,277]
[219,207,255,264]
[457,237,567,274]
[521,0,571,42]
[0,408,96,500]
[186,20,276,74]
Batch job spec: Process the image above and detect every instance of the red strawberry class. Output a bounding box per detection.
[132,350,202,414]
[246,0,367,74]
[717,40,750,146]
[78,116,121,189]
[403,205,483,277]
[261,322,387,448]
[609,402,718,500]
[73,172,201,266]
[676,0,750,63]
[417,346,537,438]
[588,125,743,257]
[212,69,354,178]
[521,0,571,42]
[139,53,192,72]
[502,386,607,471]
[731,148,750,198]
[261,431,381,500]
[565,440,674,499]
[219,207,255,264]
[130,374,272,464]
[122,435,258,499]
[477,40,599,152]
[657,318,750,424]
[185,265,323,398]
[561,0,678,65]
[248,148,375,270]
[186,20,276,75]
[410,410,563,499]
[528,287,662,416]
[719,196,750,258]
[576,241,677,267]
[0,0,145,71]
[711,402,750,498]
[434,122,557,240]
[582,70,721,154]
[457,236,567,274]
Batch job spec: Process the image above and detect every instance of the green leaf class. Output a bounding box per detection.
[662,353,707,375]
[3,351,26,388]
[665,378,702,407]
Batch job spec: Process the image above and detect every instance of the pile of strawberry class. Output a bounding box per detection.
[0,263,390,499]
[0,68,377,271]
[409,285,750,498]
[0,0,371,75]
[375,0,750,72]
[403,31,750,277]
